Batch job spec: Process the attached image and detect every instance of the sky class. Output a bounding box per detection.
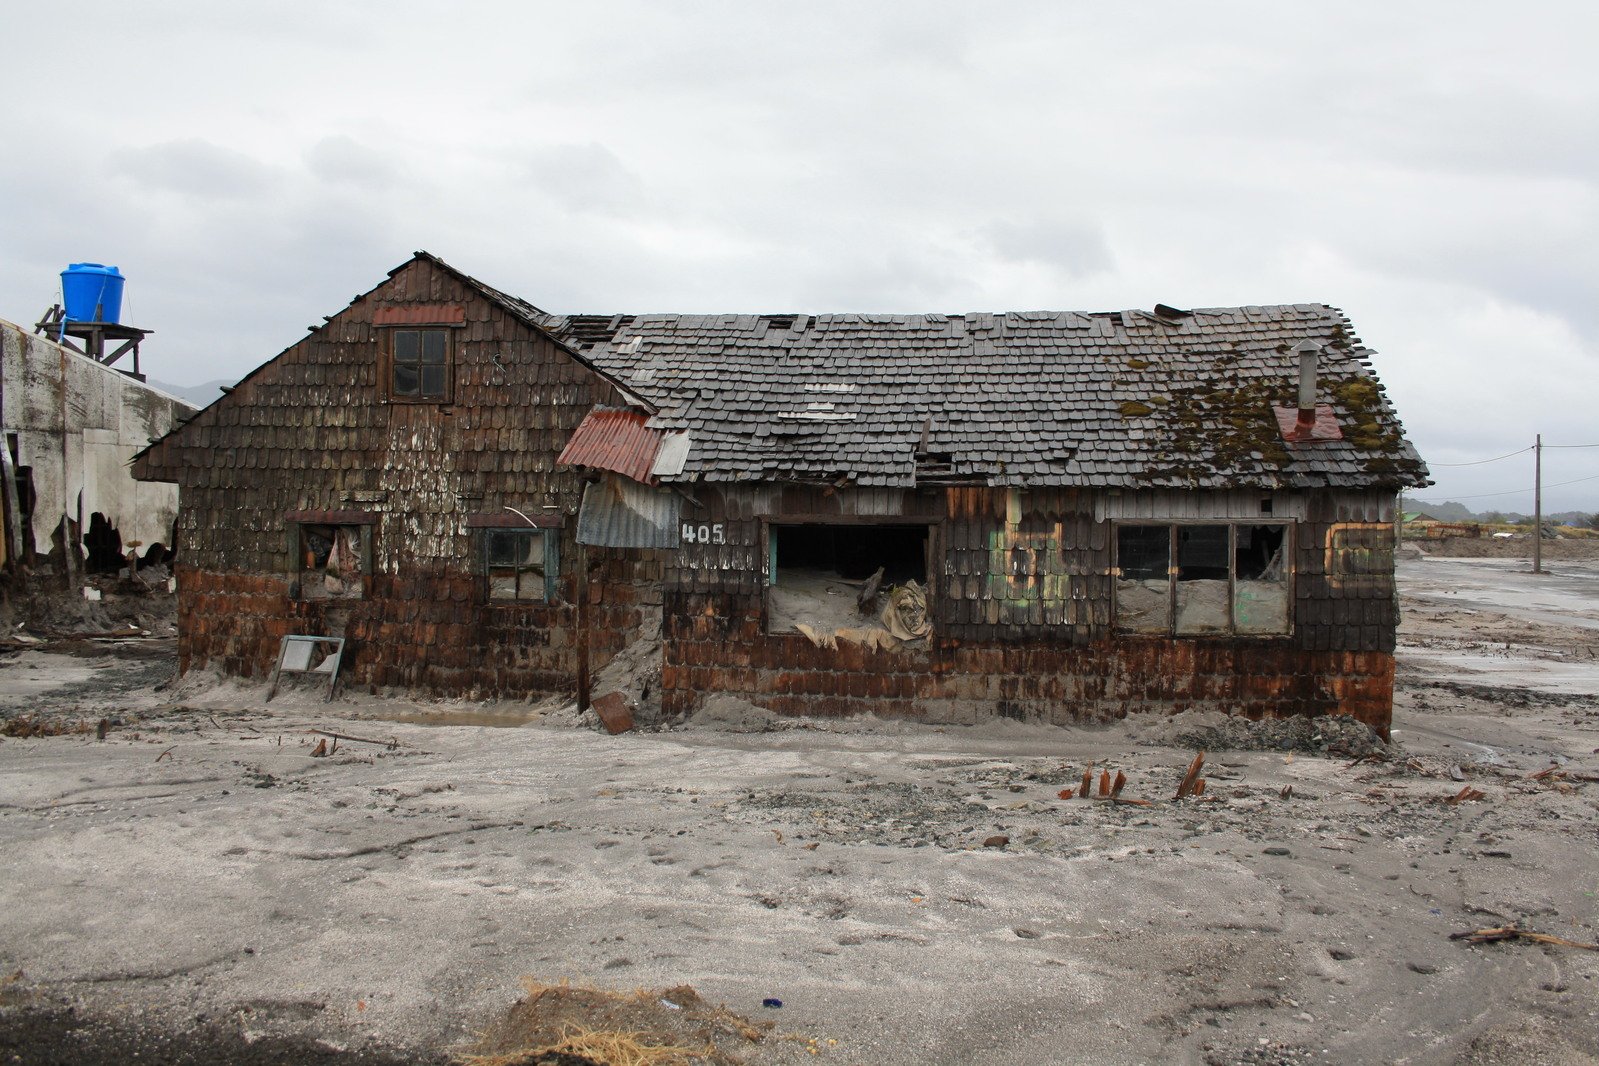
[2,1,1596,512]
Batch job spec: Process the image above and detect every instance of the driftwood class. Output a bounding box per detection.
[1450,924,1599,951]
[308,728,400,749]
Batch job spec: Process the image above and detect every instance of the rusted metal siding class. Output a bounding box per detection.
[149,256,660,696]
[558,407,663,485]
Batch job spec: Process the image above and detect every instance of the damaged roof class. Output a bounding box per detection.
[545,305,1429,491]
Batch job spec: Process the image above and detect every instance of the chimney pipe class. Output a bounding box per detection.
[1292,340,1320,432]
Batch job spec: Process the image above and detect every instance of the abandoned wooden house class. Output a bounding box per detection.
[133,252,1429,734]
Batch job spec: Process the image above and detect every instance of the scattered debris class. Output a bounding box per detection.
[1175,751,1207,800]
[1444,786,1486,805]
[592,692,636,736]
[1449,925,1599,951]
[308,728,401,749]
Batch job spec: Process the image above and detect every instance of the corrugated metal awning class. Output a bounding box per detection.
[576,476,680,549]
[558,407,663,485]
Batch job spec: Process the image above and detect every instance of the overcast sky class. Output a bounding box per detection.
[3,1,1596,510]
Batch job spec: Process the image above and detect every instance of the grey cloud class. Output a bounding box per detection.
[110,139,278,199]
[521,143,646,216]
[306,136,398,189]
[983,219,1115,280]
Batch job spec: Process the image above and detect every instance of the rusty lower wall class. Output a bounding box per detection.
[176,564,655,698]
[660,591,1395,736]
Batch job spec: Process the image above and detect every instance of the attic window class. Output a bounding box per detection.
[386,328,452,402]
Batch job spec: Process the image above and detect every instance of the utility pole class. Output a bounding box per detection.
[1533,433,1543,575]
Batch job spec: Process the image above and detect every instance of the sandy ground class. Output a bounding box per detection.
[1,556,1597,1065]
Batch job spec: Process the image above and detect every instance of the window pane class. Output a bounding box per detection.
[1116,525,1171,631]
[487,531,546,601]
[420,365,447,397]
[1234,525,1289,634]
[421,330,447,362]
[395,331,419,361]
[1176,525,1229,634]
[393,363,419,396]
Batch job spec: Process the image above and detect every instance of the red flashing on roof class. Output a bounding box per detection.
[1273,405,1344,443]
[372,304,466,326]
[557,408,664,485]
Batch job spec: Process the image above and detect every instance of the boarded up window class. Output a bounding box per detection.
[486,528,556,602]
[1326,523,1394,591]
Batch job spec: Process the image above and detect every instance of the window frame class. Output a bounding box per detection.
[481,526,560,604]
[1112,520,1294,638]
[286,514,375,601]
[382,326,455,403]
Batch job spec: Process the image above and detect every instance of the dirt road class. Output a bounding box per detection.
[1,557,1596,1065]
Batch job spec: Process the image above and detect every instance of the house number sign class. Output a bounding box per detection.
[680,523,726,544]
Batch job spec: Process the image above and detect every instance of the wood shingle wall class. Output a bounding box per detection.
[136,257,661,695]
[661,484,1399,734]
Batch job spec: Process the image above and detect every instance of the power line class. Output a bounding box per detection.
[1428,446,1532,467]
[1431,470,1599,502]
[1545,442,1599,449]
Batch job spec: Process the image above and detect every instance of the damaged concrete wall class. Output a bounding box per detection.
[0,318,193,565]
[661,483,1401,734]
[135,257,661,696]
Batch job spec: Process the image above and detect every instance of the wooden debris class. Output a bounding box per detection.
[1445,785,1486,804]
[1057,788,1075,800]
[154,747,174,762]
[309,737,329,757]
[1079,766,1093,798]
[307,728,400,749]
[1110,770,1127,799]
[1530,765,1566,782]
[1280,784,1294,799]
[1450,924,1599,951]
[1097,769,1111,798]
[1175,751,1206,800]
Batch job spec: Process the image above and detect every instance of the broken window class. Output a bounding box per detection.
[1116,523,1290,636]
[297,523,368,600]
[389,328,451,401]
[485,528,558,602]
[767,522,930,639]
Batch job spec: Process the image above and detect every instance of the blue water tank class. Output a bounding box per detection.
[61,263,125,324]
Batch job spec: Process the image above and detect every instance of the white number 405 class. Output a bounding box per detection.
[680,523,726,545]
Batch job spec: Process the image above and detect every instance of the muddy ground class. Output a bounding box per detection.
[1,552,1596,1065]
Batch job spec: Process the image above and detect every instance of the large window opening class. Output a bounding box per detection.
[767,523,930,638]
[1115,523,1289,636]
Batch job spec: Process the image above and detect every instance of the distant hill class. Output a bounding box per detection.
[1407,498,1594,527]
[147,378,231,409]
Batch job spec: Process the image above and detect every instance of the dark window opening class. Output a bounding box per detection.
[1116,522,1290,636]
[767,522,929,637]
[391,328,449,400]
[297,523,367,600]
[485,528,557,602]
[83,512,124,573]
